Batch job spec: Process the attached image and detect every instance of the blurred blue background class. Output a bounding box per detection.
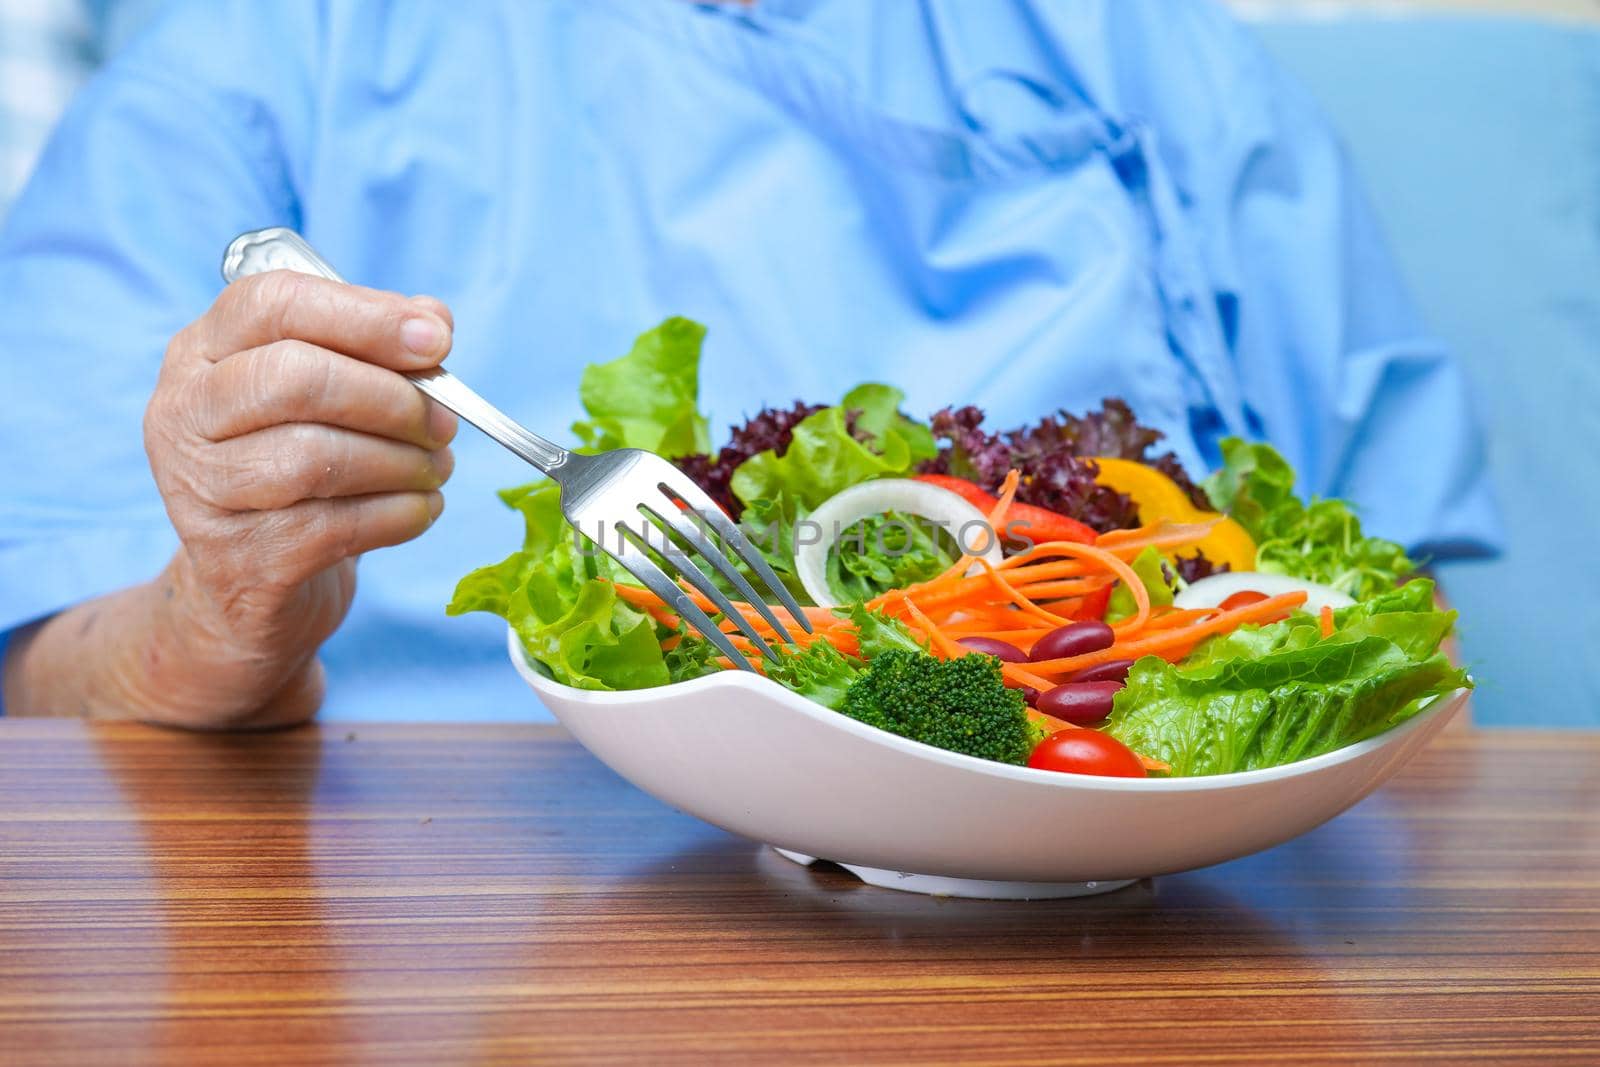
[1240,5,1600,726]
[2,0,1593,725]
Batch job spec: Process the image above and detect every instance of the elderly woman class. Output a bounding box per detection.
[0,0,1499,728]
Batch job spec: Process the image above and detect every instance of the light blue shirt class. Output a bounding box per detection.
[0,0,1501,720]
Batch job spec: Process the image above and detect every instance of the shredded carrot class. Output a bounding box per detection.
[1007,578,1113,600]
[974,561,1076,627]
[937,618,1038,637]
[988,470,1022,530]
[1093,519,1219,556]
[613,469,1280,780]
[903,594,1182,766]
[612,580,834,632]
[901,600,970,659]
[938,607,1031,629]
[875,565,1105,614]
[998,551,1085,573]
[1319,604,1335,639]
[1140,608,1217,631]
[1028,596,1086,623]
[918,469,1022,590]
[997,559,1100,582]
[906,600,1058,695]
[1003,662,1056,691]
[870,574,989,613]
[1000,531,1205,570]
[1026,590,1308,676]
[1001,542,1152,634]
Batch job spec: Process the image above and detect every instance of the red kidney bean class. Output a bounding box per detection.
[1069,658,1136,685]
[957,636,1028,663]
[1036,681,1122,725]
[1030,620,1115,662]
[1017,686,1040,706]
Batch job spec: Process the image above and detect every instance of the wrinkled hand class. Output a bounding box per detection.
[140,270,458,727]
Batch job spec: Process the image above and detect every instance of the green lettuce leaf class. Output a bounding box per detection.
[1105,545,1176,624]
[840,603,929,658]
[728,494,813,604]
[1203,436,1298,533]
[1103,579,1468,776]
[842,383,938,463]
[729,384,936,511]
[452,316,723,687]
[1202,438,1415,600]
[825,510,957,605]
[661,624,722,684]
[448,481,673,690]
[571,316,710,458]
[762,641,864,711]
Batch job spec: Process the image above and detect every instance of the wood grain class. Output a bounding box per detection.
[1,721,1597,1066]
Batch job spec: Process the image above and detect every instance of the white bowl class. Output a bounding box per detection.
[510,629,1465,899]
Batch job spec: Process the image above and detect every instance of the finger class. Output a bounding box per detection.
[249,491,445,587]
[196,339,458,449]
[195,270,452,371]
[202,424,453,512]
[408,294,454,330]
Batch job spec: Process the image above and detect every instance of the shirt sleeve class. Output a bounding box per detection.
[1100,0,1506,561]
[0,9,303,651]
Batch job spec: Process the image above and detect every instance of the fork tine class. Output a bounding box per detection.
[631,508,779,659]
[655,477,816,635]
[610,531,758,673]
[641,500,798,646]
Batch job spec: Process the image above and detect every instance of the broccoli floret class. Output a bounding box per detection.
[840,648,1037,765]
[764,640,864,711]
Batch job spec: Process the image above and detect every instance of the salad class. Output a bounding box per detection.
[451,318,1469,779]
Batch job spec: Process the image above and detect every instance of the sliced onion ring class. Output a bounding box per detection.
[796,478,1005,608]
[1174,571,1356,614]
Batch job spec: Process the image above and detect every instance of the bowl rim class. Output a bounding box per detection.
[509,627,1465,793]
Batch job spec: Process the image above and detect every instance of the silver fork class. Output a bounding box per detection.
[221,227,812,670]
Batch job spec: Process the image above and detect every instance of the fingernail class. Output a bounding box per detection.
[401,316,446,358]
[426,491,445,521]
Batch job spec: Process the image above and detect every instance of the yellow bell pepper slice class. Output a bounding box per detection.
[1091,457,1257,571]
[1190,515,1258,573]
[1091,458,1196,522]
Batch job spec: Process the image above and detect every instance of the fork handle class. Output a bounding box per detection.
[221,228,570,475]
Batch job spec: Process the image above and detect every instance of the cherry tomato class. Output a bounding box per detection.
[1027,730,1147,778]
[1218,590,1269,611]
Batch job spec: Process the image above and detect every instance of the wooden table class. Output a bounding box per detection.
[1,721,1597,1066]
